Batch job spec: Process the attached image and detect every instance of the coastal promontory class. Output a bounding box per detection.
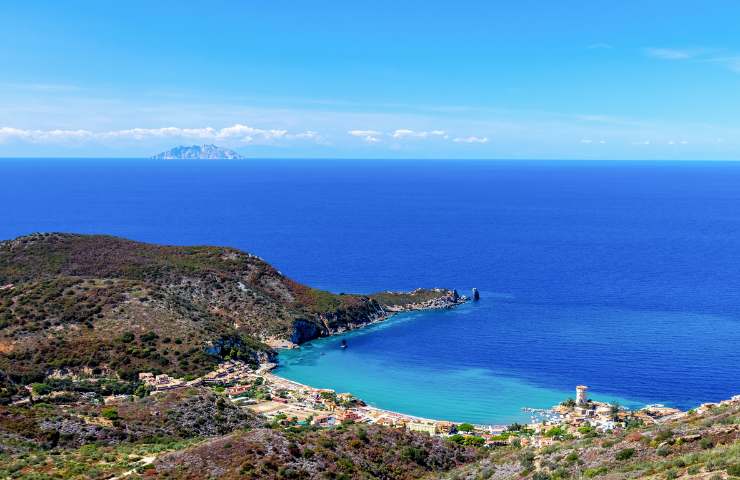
[0,233,465,389]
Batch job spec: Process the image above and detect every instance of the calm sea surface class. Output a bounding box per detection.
[2,159,739,423]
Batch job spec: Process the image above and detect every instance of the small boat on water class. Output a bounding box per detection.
[340,339,348,349]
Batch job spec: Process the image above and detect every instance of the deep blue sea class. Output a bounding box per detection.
[2,159,739,423]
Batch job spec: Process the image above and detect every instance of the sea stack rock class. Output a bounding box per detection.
[472,288,480,301]
[452,289,460,302]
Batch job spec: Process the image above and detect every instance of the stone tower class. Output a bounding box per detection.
[576,385,588,405]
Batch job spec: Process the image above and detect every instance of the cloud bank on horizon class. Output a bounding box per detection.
[1,0,740,159]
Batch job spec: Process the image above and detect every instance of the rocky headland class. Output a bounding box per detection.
[0,233,466,393]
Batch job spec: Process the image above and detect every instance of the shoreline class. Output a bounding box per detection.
[265,367,454,424]
[264,363,740,434]
[267,367,514,431]
[262,294,473,427]
[265,288,469,349]
[260,293,737,432]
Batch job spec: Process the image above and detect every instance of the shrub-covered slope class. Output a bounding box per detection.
[153,422,477,480]
[0,233,461,387]
[0,386,477,479]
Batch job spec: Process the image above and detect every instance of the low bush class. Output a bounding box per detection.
[616,448,636,460]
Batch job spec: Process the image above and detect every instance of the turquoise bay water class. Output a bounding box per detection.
[275,301,730,424]
[275,313,640,425]
[1,159,739,423]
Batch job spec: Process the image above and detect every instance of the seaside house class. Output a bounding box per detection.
[340,411,363,422]
[375,417,397,427]
[436,421,455,435]
[407,422,437,435]
[225,385,250,396]
[185,378,203,387]
[151,374,184,390]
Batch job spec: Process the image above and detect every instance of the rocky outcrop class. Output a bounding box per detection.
[289,300,387,344]
[378,288,468,313]
[209,335,277,365]
[290,318,325,344]
[288,289,468,345]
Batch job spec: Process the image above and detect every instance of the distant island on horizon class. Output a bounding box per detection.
[152,144,245,160]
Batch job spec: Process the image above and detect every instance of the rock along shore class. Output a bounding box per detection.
[276,288,468,348]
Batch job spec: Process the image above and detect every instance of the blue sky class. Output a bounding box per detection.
[1,1,740,159]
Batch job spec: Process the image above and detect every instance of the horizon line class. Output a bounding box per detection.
[1,156,740,163]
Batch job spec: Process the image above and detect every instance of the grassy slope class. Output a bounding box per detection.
[0,386,477,480]
[2,394,736,480]
[0,386,261,478]
[153,421,477,480]
[0,233,371,385]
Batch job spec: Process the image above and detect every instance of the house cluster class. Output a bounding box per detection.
[138,372,199,391]
[201,360,252,385]
[137,364,740,452]
[138,360,253,392]
[549,385,630,433]
[548,385,710,438]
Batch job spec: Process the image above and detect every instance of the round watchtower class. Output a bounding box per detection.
[576,385,589,405]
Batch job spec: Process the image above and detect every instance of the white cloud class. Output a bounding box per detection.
[217,124,288,142]
[453,136,489,144]
[0,83,81,92]
[348,129,382,143]
[706,56,740,73]
[294,130,320,140]
[351,129,487,145]
[0,124,319,145]
[0,127,94,143]
[588,43,613,50]
[645,48,698,60]
[391,129,448,139]
[645,47,740,74]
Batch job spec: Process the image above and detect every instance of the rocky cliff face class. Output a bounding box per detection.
[290,298,387,344]
[289,289,468,344]
[290,318,324,344]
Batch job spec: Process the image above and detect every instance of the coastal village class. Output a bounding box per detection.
[125,359,738,450]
